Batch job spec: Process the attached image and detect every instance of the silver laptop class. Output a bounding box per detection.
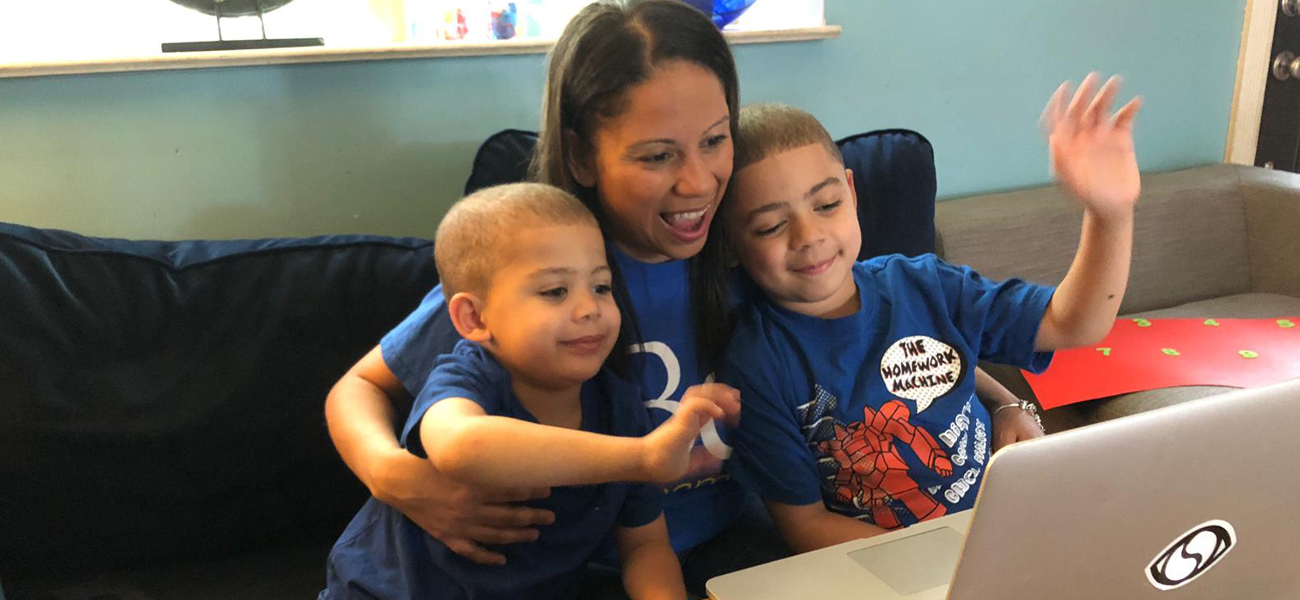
[707,377,1300,600]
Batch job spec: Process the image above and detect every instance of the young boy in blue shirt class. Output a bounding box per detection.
[322,183,740,600]
[720,75,1142,553]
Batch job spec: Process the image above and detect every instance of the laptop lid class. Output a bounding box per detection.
[707,378,1300,600]
[948,377,1300,600]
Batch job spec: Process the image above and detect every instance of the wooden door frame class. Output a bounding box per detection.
[1227,0,1279,165]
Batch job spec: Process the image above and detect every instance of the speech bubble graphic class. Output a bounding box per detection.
[879,336,965,412]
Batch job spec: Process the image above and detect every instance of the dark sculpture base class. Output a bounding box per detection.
[161,38,324,53]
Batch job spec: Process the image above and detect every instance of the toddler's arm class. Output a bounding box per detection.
[327,346,554,565]
[419,384,740,488]
[1036,73,1144,351]
[617,516,687,600]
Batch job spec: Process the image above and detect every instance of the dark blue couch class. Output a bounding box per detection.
[0,228,437,598]
[0,128,935,599]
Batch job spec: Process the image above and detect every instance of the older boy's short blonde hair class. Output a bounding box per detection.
[435,183,598,298]
[733,103,843,173]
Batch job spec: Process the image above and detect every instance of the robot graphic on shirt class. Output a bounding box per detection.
[806,386,952,529]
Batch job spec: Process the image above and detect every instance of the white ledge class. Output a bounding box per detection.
[0,25,840,79]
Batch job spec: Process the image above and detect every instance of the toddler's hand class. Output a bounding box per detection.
[640,383,741,483]
[1041,73,1143,220]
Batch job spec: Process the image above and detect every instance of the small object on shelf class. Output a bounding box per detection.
[490,2,518,40]
[161,0,323,53]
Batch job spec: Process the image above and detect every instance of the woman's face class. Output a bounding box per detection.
[579,60,733,263]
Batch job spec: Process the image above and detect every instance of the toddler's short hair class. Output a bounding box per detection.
[733,103,843,173]
[435,183,598,298]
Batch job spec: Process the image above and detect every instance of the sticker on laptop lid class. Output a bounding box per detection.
[1145,519,1237,591]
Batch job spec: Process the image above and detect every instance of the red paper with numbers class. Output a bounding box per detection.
[1022,317,1300,409]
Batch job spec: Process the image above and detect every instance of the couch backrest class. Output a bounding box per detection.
[837,129,937,259]
[935,164,1252,315]
[0,223,437,576]
[464,128,939,259]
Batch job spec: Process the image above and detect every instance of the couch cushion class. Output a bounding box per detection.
[6,540,332,600]
[463,129,538,195]
[936,165,1252,314]
[836,129,937,259]
[992,292,1300,432]
[0,223,437,578]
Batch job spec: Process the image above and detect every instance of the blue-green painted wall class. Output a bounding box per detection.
[0,1,1247,240]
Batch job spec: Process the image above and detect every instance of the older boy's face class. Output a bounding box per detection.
[479,222,620,391]
[727,143,862,318]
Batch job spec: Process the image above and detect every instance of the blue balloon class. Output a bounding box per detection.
[677,0,760,30]
[711,0,759,29]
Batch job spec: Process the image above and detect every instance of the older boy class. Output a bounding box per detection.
[322,183,739,600]
[721,75,1141,553]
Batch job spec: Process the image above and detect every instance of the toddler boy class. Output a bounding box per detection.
[322,182,739,599]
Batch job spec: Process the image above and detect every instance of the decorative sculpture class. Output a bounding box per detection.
[162,0,323,53]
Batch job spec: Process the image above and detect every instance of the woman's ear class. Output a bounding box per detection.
[448,292,492,343]
[565,129,597,188]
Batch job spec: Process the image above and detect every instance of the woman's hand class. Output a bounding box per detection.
[990,404,1045,453]
[1041,72,1143,220]
[368,446,556,565]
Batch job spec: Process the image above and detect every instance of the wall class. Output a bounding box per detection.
[0,1,1246,240]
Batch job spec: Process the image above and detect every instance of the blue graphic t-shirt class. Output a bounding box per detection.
[379,248,744,553]
[323,340,661,600]
[722,255,1054,529]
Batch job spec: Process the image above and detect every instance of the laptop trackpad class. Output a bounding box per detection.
[848,527,965,596]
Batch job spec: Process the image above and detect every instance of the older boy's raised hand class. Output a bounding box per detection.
[1034,73,1144,351]
[1042,73,1143,219]
[640,383,741,483]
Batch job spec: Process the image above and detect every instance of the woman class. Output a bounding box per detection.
[324,1,1039,596]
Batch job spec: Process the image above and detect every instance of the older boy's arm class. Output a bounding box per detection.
[617,516,686,600]
[1036,208,1134,350]
[420,384,740,488]
[766,500,888,554]
[974,368,1043,450]
[1036,74,1143,351]
[973,367,1020,410]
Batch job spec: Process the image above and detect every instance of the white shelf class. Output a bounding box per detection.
[0,26,840,79]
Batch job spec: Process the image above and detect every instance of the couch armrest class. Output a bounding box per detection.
[1239,167,1300,298]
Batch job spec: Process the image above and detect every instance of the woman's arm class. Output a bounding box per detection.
[325,346,555,565]
[325,346,412,495]
[618,516,686,600]
[765,500,889,554]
